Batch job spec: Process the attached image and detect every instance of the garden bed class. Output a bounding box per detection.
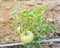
[0,0,60,48]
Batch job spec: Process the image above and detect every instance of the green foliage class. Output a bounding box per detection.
[12,6,57,48]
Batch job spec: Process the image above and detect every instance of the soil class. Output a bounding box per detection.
[0,0,60,48]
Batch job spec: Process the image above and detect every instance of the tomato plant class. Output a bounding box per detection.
[12,6,57,48]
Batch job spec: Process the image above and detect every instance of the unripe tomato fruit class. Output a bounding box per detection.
[20,31,34,44]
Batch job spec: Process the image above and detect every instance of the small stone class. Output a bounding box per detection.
[49,42,54,45]
[0,18,5,22]
[6,6,11,10]
[26,2,35,6]
[48,42,54,47]
[47,18,54,22]
[14,0,17,2]
[1,41,5,44]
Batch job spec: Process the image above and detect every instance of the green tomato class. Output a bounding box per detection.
[20,31,34,44]
[16,26,20,34]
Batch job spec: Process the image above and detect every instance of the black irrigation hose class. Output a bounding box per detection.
[0,42,24,47]
[41,39,60,43]
[0,39,60,47]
